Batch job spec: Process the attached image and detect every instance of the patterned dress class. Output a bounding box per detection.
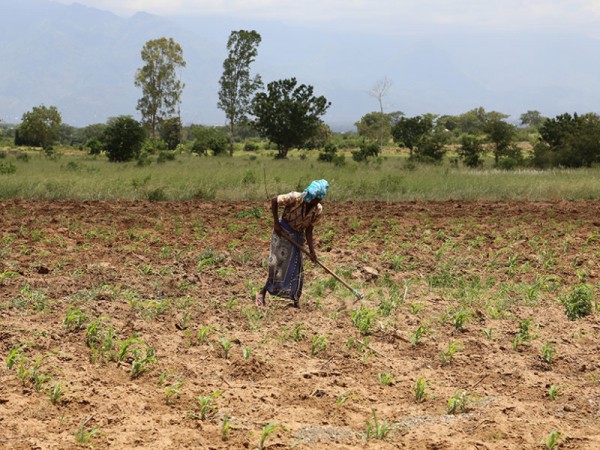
[265,192,323,305]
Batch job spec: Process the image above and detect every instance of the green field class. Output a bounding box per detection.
[1,148,599,201]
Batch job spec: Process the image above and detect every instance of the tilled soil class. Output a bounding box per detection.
[0,199,599,449]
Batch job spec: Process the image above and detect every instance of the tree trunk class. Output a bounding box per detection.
[228,120,235,156]
[277,147,289,159]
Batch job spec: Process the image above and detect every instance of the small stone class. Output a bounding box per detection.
[563,404,577,412]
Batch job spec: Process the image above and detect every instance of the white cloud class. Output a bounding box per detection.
[54,0,600,33]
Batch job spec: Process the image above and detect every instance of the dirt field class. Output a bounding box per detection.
[0,199,599,449]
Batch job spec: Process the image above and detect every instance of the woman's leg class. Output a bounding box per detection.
[256,285,267,306]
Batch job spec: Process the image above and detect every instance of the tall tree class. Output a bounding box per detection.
[369,77,392,114]
[15,105,61,149]
[484,118,516,164]
[391,115,433,158]
[251,78,330,159]
[218,30,263,156]
[135,37,186,139]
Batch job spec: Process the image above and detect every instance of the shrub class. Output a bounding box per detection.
[156,151,176,164]
[142,138,168,155]
[0,162,17,174]
[563,284,594,320]
[102,116,146,162]
[318,142,338,162]
[458,134,484,167]
[243,141,260,151]
[85,137,103,155]
[352,142,380,162]
[191,127,228,156]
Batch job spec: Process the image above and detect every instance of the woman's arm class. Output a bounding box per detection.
[305,225,317,262]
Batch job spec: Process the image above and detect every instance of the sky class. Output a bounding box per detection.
[54,0,600,36]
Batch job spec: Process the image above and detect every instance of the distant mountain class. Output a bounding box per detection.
[2,0,600,130]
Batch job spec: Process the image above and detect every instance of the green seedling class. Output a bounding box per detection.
[30,354,52,392]
[452,309,471,331]
[482,327,493,340]
[6,344,26,369]
[259,423,283,450]
[131,346,156,378]
[116,335,140,362]
[377,372,394,386]
[512,334,524,351]
[541,342,557,364]
[219,337,232,359]
[414,377,427,403]
[242,346,252,360]
[290,323,306,342]
[548,385,561,401]
[544,430,562,450]
[517,317,533,341]
[192,391,221,420]
[440,341,463,365]
[74,418,99,444]
[0,270,19,286]
[49,382,64,405]
[409,325,427,346]
[447,390,470,414]
[221,415,232,441]
[336,392,352,406]
[361,409,393,441]
[197,326,212,344]
[310,335,328,356]
[64,306,88,332]
[165,379,185,405]
[350,306,377,336]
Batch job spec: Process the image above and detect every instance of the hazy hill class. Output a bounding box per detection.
[2,0,600,129]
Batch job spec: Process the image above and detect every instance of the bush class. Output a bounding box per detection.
[85,138,103,155]
[243,141,260,151]
[143,139,168,155]
[191,127,228,156]
[148,187,167,201]
[413,130,448,162]
[458,134,484,168]
[16,153,30,162]
[156,151,176,164]
[0,162,17,174]
[103,116,146,162]
[497,157,519,171]
[563,284,594,320]
[352,142,380,162]
[318,142,338,162]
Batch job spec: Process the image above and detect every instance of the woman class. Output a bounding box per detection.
[256,179,329,308]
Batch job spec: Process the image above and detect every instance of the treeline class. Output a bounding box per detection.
[3,104,600,170]
[354,108,600,169]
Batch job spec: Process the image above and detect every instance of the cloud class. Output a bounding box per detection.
[55,0,600,34]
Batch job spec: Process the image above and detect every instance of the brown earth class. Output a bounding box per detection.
[0,199,599,449]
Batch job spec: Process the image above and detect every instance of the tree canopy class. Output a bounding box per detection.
[251,78,330,158]
[135,37,186,139]
[355,111,403,145]
[533,112,600,168]
[102,116,146,162]
[15,105,62,149]
[218,30,263,156]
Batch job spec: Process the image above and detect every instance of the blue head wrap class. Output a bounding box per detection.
[303,179,329,202]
